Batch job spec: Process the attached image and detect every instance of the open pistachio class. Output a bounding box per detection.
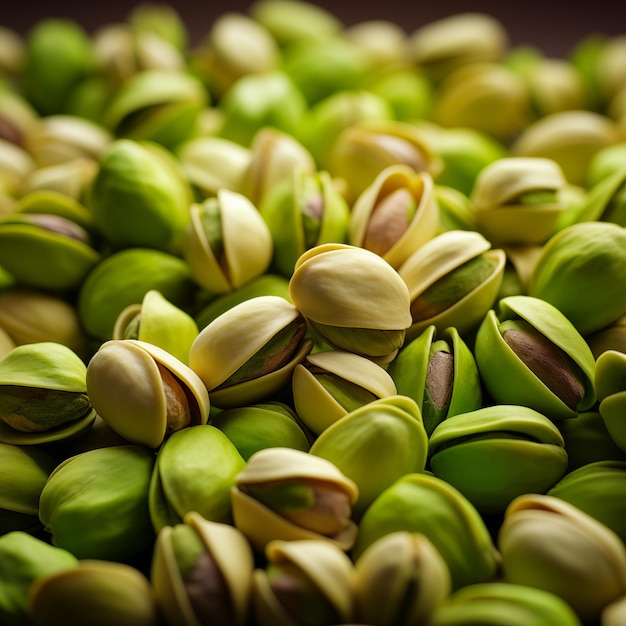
[387,325,482,436]
[397,229,506,341]
[354,530,451,626]
[595,349,626,454]
[289,243,412,363]
[429,405,568,514]
[498,494,626,622]
[252,538,355,626]
[28,559,159,626]
[152,511,254,626]
[86,338,209,448]
[232,447,359,553]
[292,349,397,435]
[474,295,596,420]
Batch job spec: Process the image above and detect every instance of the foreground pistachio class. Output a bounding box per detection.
[499,494,626,622]
[151,511,254,626]
[595,349,626,453]
[232,447,359,552]
[289,243,412,363]
[252,538,355,626]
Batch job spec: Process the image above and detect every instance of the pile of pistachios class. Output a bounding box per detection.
[2,1,626,624]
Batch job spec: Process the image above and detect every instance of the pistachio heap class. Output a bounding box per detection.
[2,1,626,625]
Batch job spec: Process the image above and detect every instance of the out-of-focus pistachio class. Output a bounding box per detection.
[429,582,583,626]
[0,139,36,197]
[353,472,500,590]
[349,165,439,269]
[189,295,313,408]
[87,338,209,448]
[149,425,245,531]
[604,595,626,626]
[289,243,412,363]
[152,511,254,626]
[28,559,159,626]
[595,35,626,104]
[39,444,155,560]
[397,229,505,341]
[435,184,477,232]
[184,189,273,295]
[0,27,25,76]
[292,350,396,435]
[0,91,39,148]
[471,157,569,245]
[388,325,482,436]
[354,530,451,626]
[252,538,355,626]
[0,531,78,626]
[527,221,626,335]
[498,245,544,299]
[474,295,596,420]
[24,158,98,201]
[232,447,358,552]
[128,2,188,51]
[0,328,14,361]
[595,349,626,454]
[344,19,410,71]
[310,395,428,517]
[587,142,626,187]
[261,169,349,277]
[498,494,626,622]
[409,12,509,83]
[511,110,623,186]
[429,405,568,514]
[587,314,626,358]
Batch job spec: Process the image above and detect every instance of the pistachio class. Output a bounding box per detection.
[595,349,626,454]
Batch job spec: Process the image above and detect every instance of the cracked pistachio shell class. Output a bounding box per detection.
[232,447,359,553]
[152,511,254,626]
[471,157,568,245]
[113,290,198,365]
[354,531,451,626]
[595,350,626,453]
[397,230,505,341]
[429,405,568,514]
[429,582,583,626]
[28,560,159,626]
[292,349,397,435]
[289,243,412,363]
[260,168,350,277]
[0,91,40,147]
[349,165,439,269]
[511,110,623,186]
[149,425,245,531]
[353,472,500,590]
[528,221,626,335]
[190,295,313,408]
[475,295,596,420]
[0,532,78,626]
[499,494,626,622]
[310,395,427,517]
[184,189,273,295]
[16,188,95,233]
[39,444,155,560]
[387,325,482,436]
[86,339,209,448]
[252,539,355,626]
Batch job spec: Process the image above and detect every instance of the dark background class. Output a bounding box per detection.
[2,0,626,59]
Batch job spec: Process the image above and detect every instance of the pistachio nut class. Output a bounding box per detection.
[474,295,596,420]
[260,169,350,277]
[387,325,482,436]
[113,290,198,365]
[429,405,568,514]
[189,295,313,408]
[309,396,428,517]
[151,511,254,626]
[231,446,359,553]
[289,243,412,363]
[252,538,355,626]
[86,338,209,448]
[39,444,155,560]
[587,314,626,358]
[28,560,159,626]
[353,472,500,590]
[149,424,246,531]
[428,582,583,626]
[0,531,78,626]
[595,349,626,453]
[353,530,451,626]
[498,494,626,622]
[527,221,626,335]
[184,189,273,295]
[211,402,310,461]
[397,229,506,341]
[292,349,397,435]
